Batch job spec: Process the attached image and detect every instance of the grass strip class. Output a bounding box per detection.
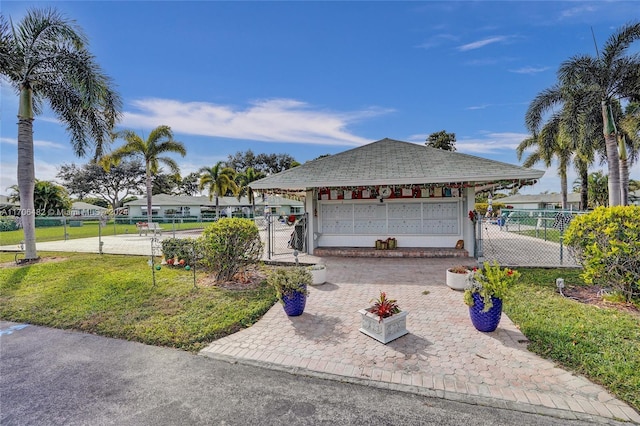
[505,268,640,412]
[0,252,276,352]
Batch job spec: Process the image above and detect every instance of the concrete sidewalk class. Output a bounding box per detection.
[201,257,639,424]
[0,232,321,264]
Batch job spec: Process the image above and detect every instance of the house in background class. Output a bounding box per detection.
[250,138,544,257]
[71,201,109,217]
[497,193,582,210]
[122,193,303,220]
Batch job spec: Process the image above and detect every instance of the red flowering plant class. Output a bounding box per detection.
[468,210,478,223]
[368,291,401,321]
[463,261,520,312]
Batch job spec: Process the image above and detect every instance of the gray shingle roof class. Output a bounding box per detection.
[250,138,544,190]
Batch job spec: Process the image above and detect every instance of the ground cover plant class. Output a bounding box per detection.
[0,252,276,352]
[505,268,640,412]
[0,220,208,246]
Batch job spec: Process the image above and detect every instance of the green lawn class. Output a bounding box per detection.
[511,229,563,243]
[0,252,276,351]
[0,220,208,246]
[505,268,640,412]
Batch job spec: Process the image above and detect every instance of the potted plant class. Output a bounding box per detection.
[446,265,472,290]
[358,291,408,344]
[267,267,312,316]
[307,264,327,285]
[463,261,520,332]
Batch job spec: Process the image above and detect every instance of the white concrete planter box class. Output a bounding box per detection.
[446,268,470,291]
[358,309,409,344]
[308,266,326,285]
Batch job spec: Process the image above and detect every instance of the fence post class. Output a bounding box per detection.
[266,213,272,260]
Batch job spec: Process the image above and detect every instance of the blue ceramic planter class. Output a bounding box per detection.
[468,292,502,332]
[281,286,307,316]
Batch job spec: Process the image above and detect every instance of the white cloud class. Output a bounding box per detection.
[415,33,458,50]
[407,131,528,155]
[0,137,66,150]
[458,36,509,51]
[509,66,550,75]
[456,132,529,154]
[0,160,61,193]
[121,98,392,147]
[559,5,596,19]
[465,104,491,110]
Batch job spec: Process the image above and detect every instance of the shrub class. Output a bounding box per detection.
[266,267,311,303]
[473,202,505,216]
[0,219,18,232]
[564,206,640,302]
[198,218,262,282]
[161,238,197,264]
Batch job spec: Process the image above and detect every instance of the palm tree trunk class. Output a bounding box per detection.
[215,194,219,220]
[619,136,629,206]
[579,166,589,210]
[146,165,153,225]
[560,173,568,210]
[17,84,37,259]
[602,101,622,206]
[17,117,37,259]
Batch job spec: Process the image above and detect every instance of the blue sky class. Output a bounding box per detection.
[1,1,639,196]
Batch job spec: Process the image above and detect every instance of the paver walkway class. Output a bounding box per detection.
[201,257,639,424]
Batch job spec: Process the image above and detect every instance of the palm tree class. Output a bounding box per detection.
[107,126,186,225]
[517,115,573,209]
[558,22,640,206]
[0,8,121,259]
[235,167,265,217]
[619,102,640,204]
[199,162,238,219]
[9,180,72,217]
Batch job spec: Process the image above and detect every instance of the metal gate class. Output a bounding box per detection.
[259,213,308,259]
[474,209,581,268]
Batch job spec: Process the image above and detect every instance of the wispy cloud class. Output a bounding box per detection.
[456,132,529,154]
[465,104,491,110]
[559,5,596,19]
[407,131,529,154]
[509,66,550,75]
[0,137,66,150]
[121,98,391,147]
[0,159,61,192]
[416,33,458,50]
[458,36,509,51]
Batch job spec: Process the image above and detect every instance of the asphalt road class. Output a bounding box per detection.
[0,321,610,425]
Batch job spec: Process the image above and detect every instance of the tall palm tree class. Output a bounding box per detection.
[107,125,186,225]
[235,167,265,217]
[199,162,238,219]
[558,22,640,206]
[518,115,573,208]
[0,8,121,259]
[619,102,640,205]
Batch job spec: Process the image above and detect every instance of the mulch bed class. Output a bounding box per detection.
[198,266,268,290]
[562,285,640,317]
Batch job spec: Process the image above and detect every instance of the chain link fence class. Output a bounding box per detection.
[475,209,584,268]
[255,213,307,260]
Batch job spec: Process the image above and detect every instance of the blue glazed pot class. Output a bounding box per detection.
[468,292,502,332]
[281,286,307,316]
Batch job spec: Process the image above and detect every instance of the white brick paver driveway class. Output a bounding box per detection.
[202,257,639,424]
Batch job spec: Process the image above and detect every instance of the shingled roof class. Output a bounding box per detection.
[250,138,544,190]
